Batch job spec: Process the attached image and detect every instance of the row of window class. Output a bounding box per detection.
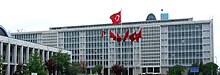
[168,31,202,38]
[87,61,108,66]
[168,52,203,58]
[168,24,202,31]
[167,59,203,65]
[13,34,38,39]
[142,60,160,62]
[142,63,160,66]
[86,55,108,60]
[167,45,203,51]
[63,32,79,36]
[168,38,203,45]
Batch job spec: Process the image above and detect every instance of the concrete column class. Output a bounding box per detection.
[32,48,35,54]
[128,68,129,75]
[20,46,23,63]
[46,51,49,60]
[108,68,110,75]
[0,42,3,56]
[6,43,10,75]
[13,45,17,73]
[51,52,54,56]
[134,67,135,75]
[42,50,45,62]
[0,42,3,75]
[70,53,72,62]
[37,49,40,54]
[26,47,29,63]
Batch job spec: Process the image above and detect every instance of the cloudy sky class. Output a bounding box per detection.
[0,0,220,66]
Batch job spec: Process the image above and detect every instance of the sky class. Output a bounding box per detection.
[0,0,220,66]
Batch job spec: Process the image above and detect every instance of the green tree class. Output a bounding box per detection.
[66,62,81,75]
[201,62,218,75]
[51,50,71,75]
[26,52,46,75]
[92,65,103,75]
[198,61,203,74]
[168,65,186,75]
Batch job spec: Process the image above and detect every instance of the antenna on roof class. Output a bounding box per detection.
[17,29,23,32]
[211,15,214,20]
[17,29,20,32]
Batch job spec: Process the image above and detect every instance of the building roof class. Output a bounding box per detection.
[49,18,193,30]
[0,25,11,37]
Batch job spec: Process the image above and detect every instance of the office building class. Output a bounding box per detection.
[11,17,213,75]
[0,25,71,75]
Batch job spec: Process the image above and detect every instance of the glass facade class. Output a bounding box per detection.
[168,24,203,66]
[13,34,40,43]
[57,27,141,68]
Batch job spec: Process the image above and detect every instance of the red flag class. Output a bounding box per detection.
[123,30,129,42]
[110,11,121,25]
[110,31,116,40]
[129,31,136,42]
[101,29,105,38]
[138,28,142,38]
[116,32,122,42]
[136,28,142,42]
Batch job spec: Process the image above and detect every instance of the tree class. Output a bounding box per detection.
[51,50,71,75]
[79,60,88,74]
[92,65,103,75]
[26,52,46,75]
[45,59,57,75]
[14,63,24,75]
[110,64,125,75]
[198,61,203,74]
[201,62,218,75]
[168,65,186,75]
[65,62,81,75]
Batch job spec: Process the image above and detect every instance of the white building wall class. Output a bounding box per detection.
[0,35,71,75]
[42,31,58,48]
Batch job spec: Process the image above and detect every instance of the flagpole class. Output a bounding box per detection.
[120,9,123,66]
[139,27,142,75]
[108,28,110,74]
[102,29,104,74]
[133,28,136,75]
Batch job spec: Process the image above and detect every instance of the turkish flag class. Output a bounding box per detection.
[123,30,129,42]
[101,29,105,38]
[138,28,142,38]
[110,31,116,40]
[129,31,136,42]
[110,11,121,25]
[116,32,122,42]
[136,28,142,42]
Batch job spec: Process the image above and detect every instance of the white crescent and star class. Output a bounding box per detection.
[114,15,120,21]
